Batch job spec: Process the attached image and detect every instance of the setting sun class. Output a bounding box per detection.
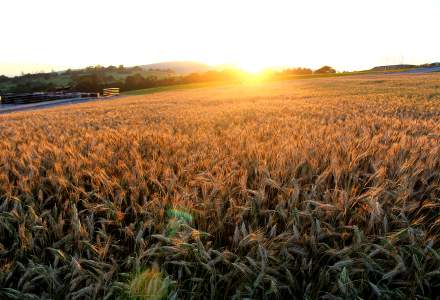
[234,61,270,74]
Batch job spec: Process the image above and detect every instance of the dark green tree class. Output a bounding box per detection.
[314,66,336,74]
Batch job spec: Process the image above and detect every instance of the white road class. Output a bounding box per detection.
[0,96,119,114]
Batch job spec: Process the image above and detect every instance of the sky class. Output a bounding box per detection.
[1,0,439,76]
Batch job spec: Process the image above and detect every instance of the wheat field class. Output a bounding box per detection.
[1,74,440,299]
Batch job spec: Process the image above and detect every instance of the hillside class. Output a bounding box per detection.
[140,61,213,74]
[0,65,175,94]
[0,61,215,94]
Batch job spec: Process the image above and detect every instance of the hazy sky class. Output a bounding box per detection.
[1,0,439,75]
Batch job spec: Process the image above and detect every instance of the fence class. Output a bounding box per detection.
[102,88,120,97]
[0,92,100,105]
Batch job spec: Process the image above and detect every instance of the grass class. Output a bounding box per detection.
[1,74,440,299]
[121,80,235,96]
[107,70,174,82]
[127,266,171,300]
[121,69,416,97]
[121,74,363,96]
[0,75,73,92]
[0,82,16,93]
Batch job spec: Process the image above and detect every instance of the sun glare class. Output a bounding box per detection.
[234,61,271,74]
[238,64,266,74]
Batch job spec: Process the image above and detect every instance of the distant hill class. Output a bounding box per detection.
[420,62,440,68]
[371,64,417,71]
[140,61,213,74]
[371,62,440,72]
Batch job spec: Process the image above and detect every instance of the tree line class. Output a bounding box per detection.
[73,66,336,93]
